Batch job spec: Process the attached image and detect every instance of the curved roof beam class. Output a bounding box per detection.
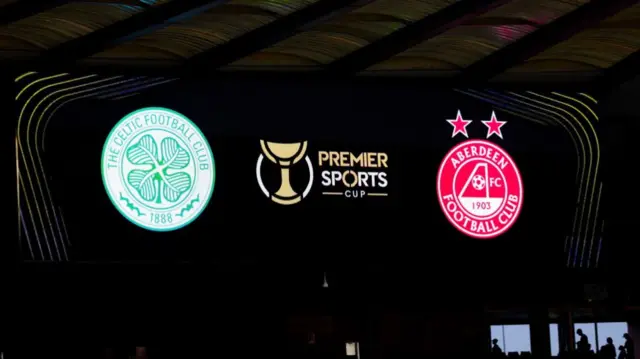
[459,0,639,84]
[0,0,66,25]
[325,0,513,74]
[185,0,363,71]
[34,0,226,68]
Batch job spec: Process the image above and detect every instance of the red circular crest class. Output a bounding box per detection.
[437,140,523,239]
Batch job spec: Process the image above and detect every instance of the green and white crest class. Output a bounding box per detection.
[101,107,215,231]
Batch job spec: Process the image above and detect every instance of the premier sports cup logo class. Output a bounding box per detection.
[256,140,390,204]
[101,107,215,231]
[437,111,522,239]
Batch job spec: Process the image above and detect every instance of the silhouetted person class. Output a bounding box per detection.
[577,329,591,353]
[624,334,635,359]
[492,338,504,356]
[619,346,627,359]
[601,337,616,359]
[305,332,320,359]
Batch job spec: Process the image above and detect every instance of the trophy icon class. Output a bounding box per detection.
[259,140,309,205]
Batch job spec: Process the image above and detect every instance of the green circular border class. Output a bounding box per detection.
[100,106,216,232]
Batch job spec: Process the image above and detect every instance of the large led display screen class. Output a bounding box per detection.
[16,73,602,273]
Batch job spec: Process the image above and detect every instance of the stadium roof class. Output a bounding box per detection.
[0,0,638,91]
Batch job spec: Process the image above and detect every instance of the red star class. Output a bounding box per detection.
[446,110,472,138]
[482,111,507,139]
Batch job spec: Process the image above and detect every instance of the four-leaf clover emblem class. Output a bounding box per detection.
[126,134,192,204]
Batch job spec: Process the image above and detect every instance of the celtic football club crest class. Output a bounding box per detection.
[101,107,215,231]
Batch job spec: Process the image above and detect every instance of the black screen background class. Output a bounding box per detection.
[36,79,576,275]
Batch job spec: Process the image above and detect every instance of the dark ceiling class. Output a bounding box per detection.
[0,0,638,93]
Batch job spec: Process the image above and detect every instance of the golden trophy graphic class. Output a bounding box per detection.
[260,140,308,205]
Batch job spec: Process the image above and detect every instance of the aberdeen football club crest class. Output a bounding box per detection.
[437,111,523,239]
